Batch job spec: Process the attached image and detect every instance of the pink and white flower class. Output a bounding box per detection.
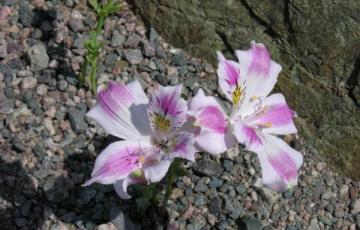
[84,81,196,198]
[219,41,303,191]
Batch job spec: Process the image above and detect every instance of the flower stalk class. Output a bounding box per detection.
[162,159,178,208]
[79,0,121,94]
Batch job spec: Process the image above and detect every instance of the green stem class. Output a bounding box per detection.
[90,60,97,95]
[79,58,89,87]
[163,168,175,209]
[96,15,105,34]
[162,158,181,212]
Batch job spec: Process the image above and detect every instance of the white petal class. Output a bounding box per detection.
[196,129,236,155]
[113,176,146,199]
[143,159,171,183]
[87,80,151,140]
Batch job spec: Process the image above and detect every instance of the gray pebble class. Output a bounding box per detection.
[208,178,224,189]
[68,109,87,134]
[124,49,143,65]
[12,139,26,153]
[111,30,126,47]
[57,79,68,91]
[142,41,155,57]
[20,200,32,217]
[238,215,263,230]
[19,3,33,27]
[171,53,186,66]
[356,213,360,228]
[28,44,49,71]
[193,160,224,177]
[124,33,142,49]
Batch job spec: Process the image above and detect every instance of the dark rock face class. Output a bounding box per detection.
[131,0,360,179]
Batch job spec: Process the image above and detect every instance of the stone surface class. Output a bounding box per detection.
[351,199,360,215]
[131,0,360,179]
[109,207,140,230]
[193,160,224,177]
[21,77,37,89]
[28,44,49,71]
[238,215,263,230]
[68,109,87,134]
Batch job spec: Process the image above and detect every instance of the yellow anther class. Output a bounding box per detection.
[251,96,258,101]
[154,114,171,133]
[232,86,244,105]
[262,122,273,128]
[139,155,145,163]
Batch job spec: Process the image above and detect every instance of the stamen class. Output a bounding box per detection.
[154,114,171,133]
[253,122,272,130]
[250,96,258,101]
[232,85,245,106]
[139,155,145,163]
[262,122,273,128]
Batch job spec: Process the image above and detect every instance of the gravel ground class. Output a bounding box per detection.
[0,1,359,230]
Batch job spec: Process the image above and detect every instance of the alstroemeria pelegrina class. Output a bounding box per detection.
[84,81,196,199]
[218,41,303,191]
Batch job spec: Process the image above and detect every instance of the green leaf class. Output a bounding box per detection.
[133,184,160,211]
[103,1,121,15]
[174,165,187,177]
[88,0,99,12]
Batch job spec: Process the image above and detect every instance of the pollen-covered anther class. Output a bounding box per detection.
[154,114,171,133]
[255,122,273,129]
[232,86,244,106]
[138,155,145,163]
[250,96,258,101]
[262,122,273,128]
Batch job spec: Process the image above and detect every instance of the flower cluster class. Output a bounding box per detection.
[84,41,303,198]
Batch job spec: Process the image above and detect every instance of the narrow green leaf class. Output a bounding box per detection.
[88,0,99,11]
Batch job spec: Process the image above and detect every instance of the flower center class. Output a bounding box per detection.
[154,114,171,133]
[156,138,177,155]
[233,85,244,106]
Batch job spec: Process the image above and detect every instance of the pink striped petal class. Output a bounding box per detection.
[255,134,303,191]
[169,132,196,161]
[243,94,297,135]
[235,41,282,100]
[83,140,151,186]
[217,51,244,105]
[188,89,235,155]
[113,175,146,199]
[87,80,151,140]
[188,89,228,134]
[148,84,187,141]
[233,120,263,152]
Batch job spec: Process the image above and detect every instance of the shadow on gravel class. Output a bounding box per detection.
[0,135,169,229]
